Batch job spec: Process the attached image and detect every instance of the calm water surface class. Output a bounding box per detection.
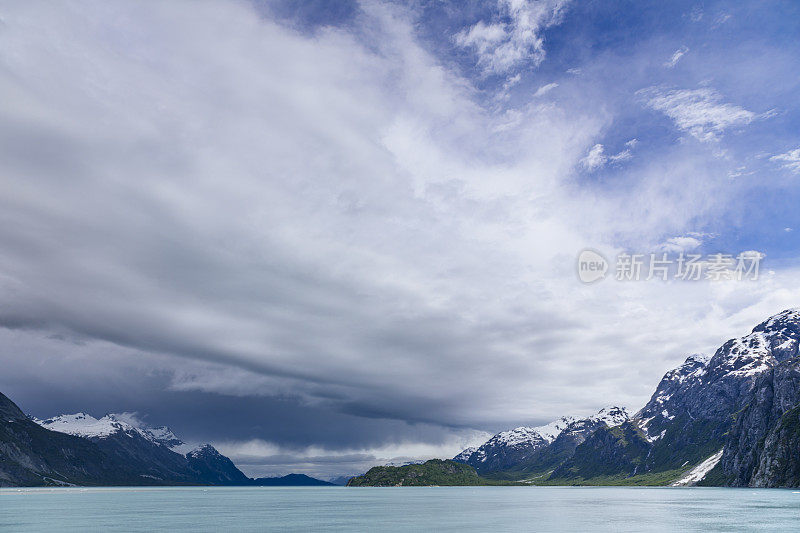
[2,486,800,532]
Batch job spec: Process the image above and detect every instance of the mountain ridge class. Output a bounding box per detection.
[7,308,800,487]
[446,308,800,487]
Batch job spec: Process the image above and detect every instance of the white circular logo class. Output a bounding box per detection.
[577,249,608,283]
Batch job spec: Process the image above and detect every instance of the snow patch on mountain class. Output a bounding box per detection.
[32,411,213,455]
[532,416,577,443]
[452,447,477,463]
[661,353,710,386]
[34,413,148,440]
[490,426,548,448]
[671,449,723,486]
[587,406,629,427]
[454,406,629,467]
[758,308,800,331]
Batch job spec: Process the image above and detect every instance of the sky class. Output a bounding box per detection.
[1,0,799,480]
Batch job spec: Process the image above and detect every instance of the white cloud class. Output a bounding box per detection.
[664,46,689,68]
[581,144,606,170]
[454,0,571,75]
[658,236,703,253]
[713,13,732,27]
[580,143,633,170]
[770,148,800,174]
[533,82,558,97]
[640,87,758,142]
[609,149,632,163]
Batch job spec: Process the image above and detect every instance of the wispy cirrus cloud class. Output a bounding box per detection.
[533,82,558,97]
[454,0,571,75]
[664,46,689,68]
[580,141,635,171]
[770,148,800,174]
[639,87,759,142]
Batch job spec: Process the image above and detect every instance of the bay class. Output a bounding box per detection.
[2,486,800,532]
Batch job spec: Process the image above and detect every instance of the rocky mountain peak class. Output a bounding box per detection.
[187,444,221,459]
[452,447,477,463]
[147,426,185,448]
[752,308,800,335]
[532,416,577,442]
[590,406,629,427]
[35,412,135,439]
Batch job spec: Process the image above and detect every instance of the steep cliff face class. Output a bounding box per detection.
[752,404,800,487]
[717,358,800,487]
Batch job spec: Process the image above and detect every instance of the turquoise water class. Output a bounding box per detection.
[2,486,800,532]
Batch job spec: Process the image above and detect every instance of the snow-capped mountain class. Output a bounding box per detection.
[635,308,800,459]
[35,412,185,447]
[147,426,185,449]
[31,413,175,447]
[31,410,249,485]
[459,426,551,473]
[453,416,578,468]
[556,308,800,487]
[532,416,577,443]
[586,406,629,428]
[452,447,477,463]
[1,392,332,487]
[454,406,629,474]
[34,411,209,455]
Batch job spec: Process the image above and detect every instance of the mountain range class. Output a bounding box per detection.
[449,308,800,487]
[0,395,332,487]
[6,308,800,487]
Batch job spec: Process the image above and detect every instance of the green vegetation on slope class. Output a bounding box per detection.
[347,459,521,486]
[530,468,689,486]
[550,422,650,480]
